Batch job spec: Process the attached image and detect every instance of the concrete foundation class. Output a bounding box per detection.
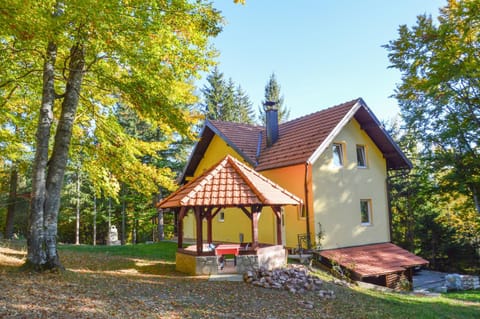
[175,245,287,275]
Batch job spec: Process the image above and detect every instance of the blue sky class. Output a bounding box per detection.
[201,0,445,123]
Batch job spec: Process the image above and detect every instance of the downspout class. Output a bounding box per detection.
[304,162,312,249]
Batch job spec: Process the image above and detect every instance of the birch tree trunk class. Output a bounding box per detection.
[75,170,81,245]
[27,41,57,269]
[43,43,85,269]
[93,194,97,246]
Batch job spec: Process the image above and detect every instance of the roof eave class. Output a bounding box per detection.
[307,99,363,165]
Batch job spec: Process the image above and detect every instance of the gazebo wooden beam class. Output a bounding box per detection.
[177,206,187,249]
[239,206,252,220]
[271,205,282,245]
[194,207,203,254]
[205,207,213,244]
[251,204,262,248]
[211,207,222,219]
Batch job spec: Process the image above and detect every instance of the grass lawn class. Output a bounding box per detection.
[58,241,178,262]
[1,240,479,319]
[444,290,480,303]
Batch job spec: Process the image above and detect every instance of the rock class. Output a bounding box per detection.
[244,264,329,295]
[445,274,462,291]
[298,300,314,309]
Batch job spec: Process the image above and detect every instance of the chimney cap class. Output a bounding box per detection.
[264,100,277,109]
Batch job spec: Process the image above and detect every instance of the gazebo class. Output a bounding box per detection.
[157,155,303,275]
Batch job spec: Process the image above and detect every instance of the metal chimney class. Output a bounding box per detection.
[265,101,279,147]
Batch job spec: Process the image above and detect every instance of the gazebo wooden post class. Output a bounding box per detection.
[206,207,213,245]
[252,205,262,249]
[177,207,187,249]
[272,206,282,245]
[194,207,203,254]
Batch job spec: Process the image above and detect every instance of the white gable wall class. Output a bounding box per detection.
[312,119,390,249]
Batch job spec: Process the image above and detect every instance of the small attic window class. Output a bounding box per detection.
[218,211,225,222]
[356,145,367,168]
[332,143,344,167]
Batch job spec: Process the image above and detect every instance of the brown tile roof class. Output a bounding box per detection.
[158,155,303,208]
[181,98,411,182]
[319,243,429,278]
[256,99,357,171]
[208,121,263,165]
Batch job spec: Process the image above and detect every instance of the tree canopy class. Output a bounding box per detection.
[385,0,480,213]
[0,0,223,270]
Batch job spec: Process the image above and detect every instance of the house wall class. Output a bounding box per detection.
[261,165,311,248]
[312,119,390,250]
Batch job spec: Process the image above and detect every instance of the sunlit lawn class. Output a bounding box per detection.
[444,290,480,303]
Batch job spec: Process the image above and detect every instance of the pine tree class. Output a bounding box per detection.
[258,73,290,125]
[201,67,229,121]
[234,85,255,124]
[201,67,255,123]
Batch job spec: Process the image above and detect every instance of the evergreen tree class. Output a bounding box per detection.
[201,67,229,121]
[258,73,290,125]
[234,85,255,124]
[201,67,255,123]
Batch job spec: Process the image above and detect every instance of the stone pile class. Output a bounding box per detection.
[243,265,335,298]
[462,275,480,290]
[445,274,480,291]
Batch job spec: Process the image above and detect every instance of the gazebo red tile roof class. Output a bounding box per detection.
[158,155,303,209]
[319,243,429,278]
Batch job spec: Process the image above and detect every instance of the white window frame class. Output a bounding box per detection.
[360,199,372,225]
[356,145,367,168]
[218,211,225,222]
[332,143,344,167]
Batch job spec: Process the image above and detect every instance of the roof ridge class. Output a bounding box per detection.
[209,119,264,129]
[279,97,361,127]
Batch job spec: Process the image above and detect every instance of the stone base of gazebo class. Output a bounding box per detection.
[175,244,287,275]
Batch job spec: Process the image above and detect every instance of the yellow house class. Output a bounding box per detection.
[181,98,406,248]
[178,98,428,286]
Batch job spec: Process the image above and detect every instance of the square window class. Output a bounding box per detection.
[332,143,344,167]
[360,199,372,225]
[218,211,225,222]
[356,145,367,168]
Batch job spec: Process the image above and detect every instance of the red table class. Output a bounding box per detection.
[215,244,241,256]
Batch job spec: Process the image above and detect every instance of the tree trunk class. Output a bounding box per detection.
[472,184,480,214]
[26,41,57,269]
[157,210,164,241]
[43,43,85,270]
[4,165,18,239]
[156,190,164,241]
[75,170,81,245]
[121,186,126,245]
[107,198,111,245]
[132,217,137,244]
[93,194,97,246]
